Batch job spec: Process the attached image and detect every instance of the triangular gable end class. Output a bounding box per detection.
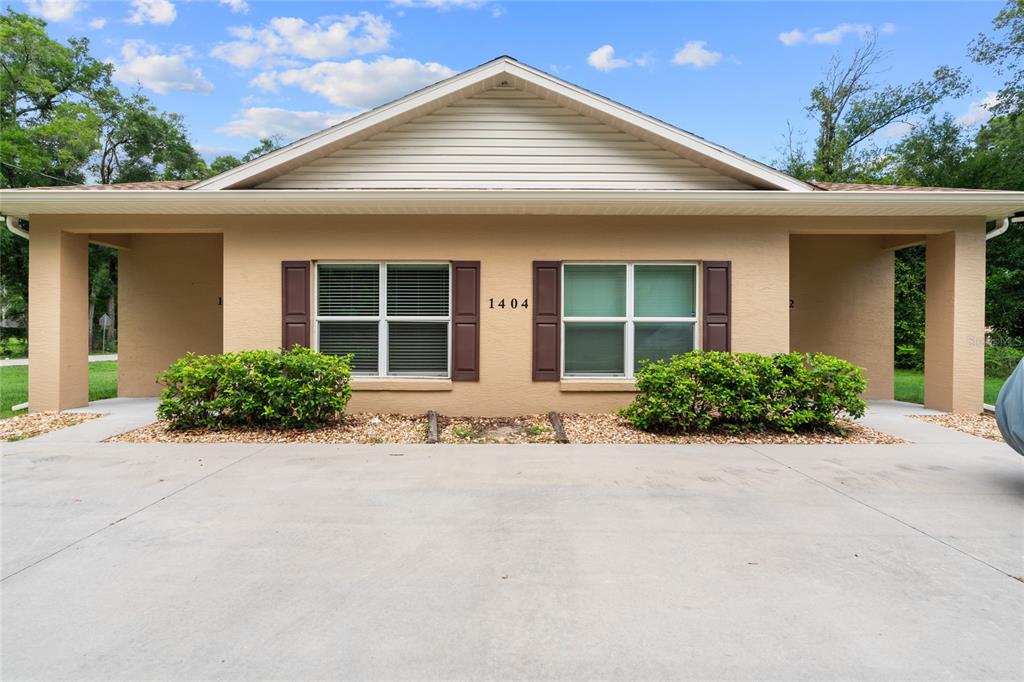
[191,57,810,192]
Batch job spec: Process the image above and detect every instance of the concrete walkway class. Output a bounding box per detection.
[2,401,1021,679]
[0,353,117,367]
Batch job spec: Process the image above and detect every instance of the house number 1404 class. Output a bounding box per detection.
[489,298,528,310]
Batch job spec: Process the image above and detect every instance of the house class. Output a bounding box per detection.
[3,57,1022,416]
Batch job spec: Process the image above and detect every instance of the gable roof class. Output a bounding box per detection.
[190,56,812,192]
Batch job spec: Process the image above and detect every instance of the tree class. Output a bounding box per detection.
[884,115,970,187]
[970,0,1024,116]
[92,89,207,184]
[0,9,111,188]
[783,35,969,182]
[206,136,284,177]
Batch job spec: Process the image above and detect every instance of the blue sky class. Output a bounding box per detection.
[20,0,1006,166]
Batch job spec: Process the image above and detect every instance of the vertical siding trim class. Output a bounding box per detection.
[702,261,731,351]
[281,261,311,349]
[451,261,481,381]
[533,261,561,380]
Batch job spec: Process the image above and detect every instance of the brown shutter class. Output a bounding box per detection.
[281,261,311,349]
[702,261,731,351]
[451,261,480,381]
[533,261,561,380]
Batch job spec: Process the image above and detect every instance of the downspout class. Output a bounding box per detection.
[4,215,28,240]
[2,216,29,411]
[986,211,1024,240]
[981,212,1022,413]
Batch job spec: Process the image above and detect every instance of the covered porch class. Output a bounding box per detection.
[18,209,990,416]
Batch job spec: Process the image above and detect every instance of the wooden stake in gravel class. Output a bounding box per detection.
[548,411,569,443]
[426,410,439,444]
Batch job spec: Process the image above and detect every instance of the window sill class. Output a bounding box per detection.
[560,379,638,392]
[351,378,453,392]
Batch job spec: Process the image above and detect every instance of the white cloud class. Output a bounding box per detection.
[392,0,488,9]
[127,0,176,25]
[812,23,874,45]
[254,56,455,109]
[672,41,722,68]
[491,5,505,18]
[957,91,999,127]
[779,22,891,46]
[25,0,83,22]
[195,143,239,156]
[211,13,393,68]
[587,45,631,72]
[878,120,915,139]
[89,17,107,29]
[219,0,248,14]
[778,28,806,46]
[112,40,214,94]
[217,107,361,139]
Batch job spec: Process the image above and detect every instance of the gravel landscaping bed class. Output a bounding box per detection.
[438,415,558,444]
[1,411,99,442]
[109,414,428,444]
[911,413,1004,442]
[560,413,906,444]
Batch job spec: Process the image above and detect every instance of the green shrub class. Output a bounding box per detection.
[985,345,1024,378]
[157,346,352,430]
[621,351,867,434]
[895,343,923,370]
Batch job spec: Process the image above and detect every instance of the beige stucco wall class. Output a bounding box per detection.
[789,235,895,400]
[221,215,791,415]
[118,234,223,396]
[27,224,89,411]
[29,213,988,415]
[924,228,986,413]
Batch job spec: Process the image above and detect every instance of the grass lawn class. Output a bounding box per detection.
[0,361,118,419]
[894,369,1007,406]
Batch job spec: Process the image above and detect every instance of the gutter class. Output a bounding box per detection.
[986,211,1024,240]
[4,215,28,240]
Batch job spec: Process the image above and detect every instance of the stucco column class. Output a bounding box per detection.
[28,224,89,411]
[924,227,986,413]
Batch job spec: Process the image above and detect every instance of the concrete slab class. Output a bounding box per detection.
[2,440,1023,679]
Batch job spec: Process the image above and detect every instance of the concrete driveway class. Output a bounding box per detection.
[2,406,1023,680]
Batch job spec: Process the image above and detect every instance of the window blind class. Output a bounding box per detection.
[387,264,449,317]
[318,321,380,373]
[318,264,379,316]
[388,322,448,376]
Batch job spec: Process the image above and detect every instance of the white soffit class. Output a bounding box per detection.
[2,189,1023,220]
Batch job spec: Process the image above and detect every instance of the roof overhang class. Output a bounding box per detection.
[2,189,1022,220]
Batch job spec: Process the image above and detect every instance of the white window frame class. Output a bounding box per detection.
[560,262,700,379]
[313,262,452,378]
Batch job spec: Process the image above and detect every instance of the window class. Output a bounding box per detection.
[315,263,450,377]
[562,263,697,377]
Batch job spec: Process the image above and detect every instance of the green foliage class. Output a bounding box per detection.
[157,347,352,430]
[986,345,1024,378]
[782,37,968,182]
[622,351,867,434]
[92,89,207,183]
[0,9,112,188]
[894,245,926,368]
[970,0,1024,117]
[207,136,284,177]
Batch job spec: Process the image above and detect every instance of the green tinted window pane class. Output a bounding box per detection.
[564,322,625,375]
[634,322,695,371]
[634,265,696,317]
[564,264,626,317]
